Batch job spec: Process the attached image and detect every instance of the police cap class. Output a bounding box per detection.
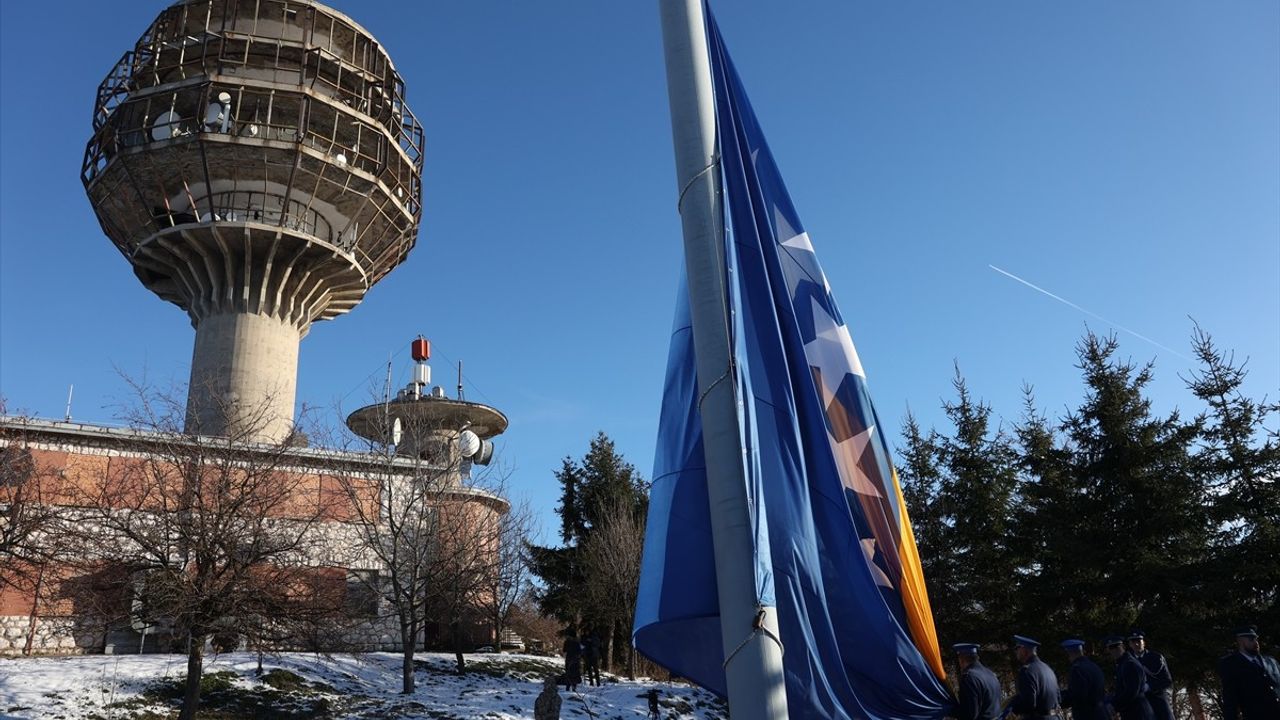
[1012,635,1040,649]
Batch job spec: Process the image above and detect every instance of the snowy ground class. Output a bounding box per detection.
[0,651,728,720]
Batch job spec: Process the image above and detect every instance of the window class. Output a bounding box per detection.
[345,569,379,618]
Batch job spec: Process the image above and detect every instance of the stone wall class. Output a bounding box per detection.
[0,615,99,656]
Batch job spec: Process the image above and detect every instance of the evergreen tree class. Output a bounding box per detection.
[1061,332,1209,675]
[527,458,588,632]
[898,370,1019,674]
[1184,325,1280,672]
[899,411,945,581]
[1011,386,1089,645]
[934,369,1021,655]
[528,432,648,670]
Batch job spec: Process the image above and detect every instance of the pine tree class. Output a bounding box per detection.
[1183,324,1280,676]
[933,369,1021,655]
[1011,386,1090,645]
[1061,332,1208,675]
[556,457,586,544]
[528,432,648,670]
[898,411,945,582]
[898,370,1020,674]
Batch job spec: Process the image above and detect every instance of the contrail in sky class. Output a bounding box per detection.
[988,264,1190,360]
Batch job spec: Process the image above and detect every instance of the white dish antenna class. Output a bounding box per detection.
[391,417,402,446]
[151,110,181,141]
[458,429,481,458]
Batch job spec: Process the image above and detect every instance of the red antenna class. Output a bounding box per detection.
[411,336,430,362]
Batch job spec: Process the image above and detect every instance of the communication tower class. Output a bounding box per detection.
[82,0,424,442]
[346,338,508,471]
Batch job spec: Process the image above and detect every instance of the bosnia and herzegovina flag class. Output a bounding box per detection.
[633,8,952,719]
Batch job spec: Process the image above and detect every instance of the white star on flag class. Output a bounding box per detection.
[775,207,832,293]
[862,538,893,588]
[831,423,885,498]
[803,295,866,411]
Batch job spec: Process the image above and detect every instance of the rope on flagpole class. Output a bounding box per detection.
[677,153,720,215]
[681,149,736,420]
[722,606,785,670]
[696,367,732,412]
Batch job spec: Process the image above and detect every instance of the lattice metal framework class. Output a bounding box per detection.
[83,0,424,328]
[81,0,424,442]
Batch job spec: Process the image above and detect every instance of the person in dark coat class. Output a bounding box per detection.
[1008,635,1060,720]
[1104,635,1153,720]
[951,643,1002,720]
[562,631,582,692]
[1217,625,1280,720]
[1058,639,1107,720]
[582,632,602,687]
[1127,629,1173,720]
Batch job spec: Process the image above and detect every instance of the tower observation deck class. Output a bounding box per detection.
[82,0,423,442]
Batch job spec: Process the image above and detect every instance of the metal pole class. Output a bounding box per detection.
[657,2,788,718]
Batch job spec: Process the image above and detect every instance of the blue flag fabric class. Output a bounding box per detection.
[634,8,954,719]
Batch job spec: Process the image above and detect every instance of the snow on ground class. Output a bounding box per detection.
[0,651,728,720]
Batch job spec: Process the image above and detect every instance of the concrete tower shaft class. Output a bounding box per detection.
[82,0,423,442]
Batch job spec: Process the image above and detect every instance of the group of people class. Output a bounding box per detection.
[561,631,603,692]
[953,626,1280,720]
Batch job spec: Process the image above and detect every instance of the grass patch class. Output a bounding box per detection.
[142,670,239,702]
[259,668,337,695]
[138,668,342,719]
[462,657,562,681]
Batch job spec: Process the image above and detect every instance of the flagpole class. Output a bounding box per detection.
[657,2,788,718]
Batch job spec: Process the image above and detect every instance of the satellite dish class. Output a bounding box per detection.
[151,110,181,141]
[473,438,495,466]
[246,124,260,137]
[335,152,348,166]
[391,417,402,446]
[204,103,225,131]
[458,430,481,458]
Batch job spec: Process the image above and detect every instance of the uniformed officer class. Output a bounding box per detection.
[952,643,1002,720]
[1217,625,1280,720]
[1008,635,1059,720]
[1126,629,1173,720]
[1058,639,1107,720]
[1104,635,1153,720]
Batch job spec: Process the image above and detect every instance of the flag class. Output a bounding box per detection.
[634,7,953,718]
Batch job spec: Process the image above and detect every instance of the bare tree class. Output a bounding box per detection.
[0,416,62,595]
[65,381,344,720]
[579,494,646,678]
[475,497,535,655]
[328,405,511,689]
[507,588,565,655]
[424,472,513,674]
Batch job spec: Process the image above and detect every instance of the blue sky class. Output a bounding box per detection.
[2,1,1277,544]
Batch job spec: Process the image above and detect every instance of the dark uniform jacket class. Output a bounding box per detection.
[1110,653,1153,720]
[956,662,1003,720]
[1010,656,1059,719]
[1134,650,1173,720]
[1133,649,1172,693]
[1060,656,1107,720]
[1218,651,1280,720]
